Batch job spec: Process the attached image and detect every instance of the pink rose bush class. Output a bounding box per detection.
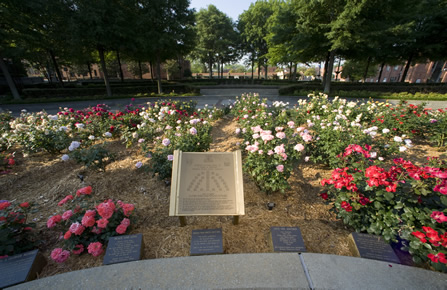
[47,186,136,263]
[231,94,306,193]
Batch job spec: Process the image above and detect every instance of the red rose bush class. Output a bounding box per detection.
[321,145,447,271]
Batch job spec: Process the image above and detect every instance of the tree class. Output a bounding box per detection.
[0,0,70,98]
[127,60,149,79]
[267,0,343,87]
[394,0,447,82]
[341,59,377,82]
[0,0,23,99]
[71,0,136,96]
[136,0,195,93]
[193,5,238,79]
[238,1,276,79]
[165,59,180,80]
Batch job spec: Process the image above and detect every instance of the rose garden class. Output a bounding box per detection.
[0,93,446,281]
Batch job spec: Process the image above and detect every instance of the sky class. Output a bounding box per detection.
[189,0,257,21]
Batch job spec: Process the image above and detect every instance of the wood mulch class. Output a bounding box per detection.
[0,116,444,278]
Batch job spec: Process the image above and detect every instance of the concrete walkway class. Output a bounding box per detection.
[9,253,447,290]
[1,86,446,116]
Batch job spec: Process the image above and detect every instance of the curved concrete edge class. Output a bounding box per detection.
[301,253,447,290]
[8,253,447,290]
[8,253,308,290]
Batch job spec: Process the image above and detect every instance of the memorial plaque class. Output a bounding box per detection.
[348,232,401,264]
[169,151,245,216]
[0,249,47,288]
[103,234,144,265]
[190,228,224,255]
[270,227,307,252]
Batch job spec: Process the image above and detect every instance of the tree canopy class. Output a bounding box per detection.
[1,0,446,97]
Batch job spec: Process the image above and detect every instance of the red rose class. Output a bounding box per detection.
[19,202,30,208]
[76,186,92,197]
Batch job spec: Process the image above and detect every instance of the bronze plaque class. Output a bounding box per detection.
[348,232,401,264]
[190,228,224,255]
[271,227,306,252]
[103,234,144,265]
[0,249,47,288]
[170,151,244,216]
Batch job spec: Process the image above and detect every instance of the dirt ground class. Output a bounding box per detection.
[0,116,444,278]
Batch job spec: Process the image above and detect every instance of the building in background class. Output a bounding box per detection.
[365,61,447,83]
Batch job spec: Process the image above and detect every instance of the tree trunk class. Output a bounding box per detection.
[87,62,93,79]
[221,62,224,79]
[257,62,261,79]
[362,56,371,82]
[0,56,21,100]
[323,50,335,94]
[251,56,254,81]
[46,60,53,84]
[156,53,162,94]
[149,61,154,81]
[292,63,297,81]
[138,60,143,80]
[116,50,124,82]
[377,62,385,82]
[401,52,413,83]
[264,64,268,79]
[322,52,330,89]
[48,49,64,87]
[209,56,213,79]
[98,46,112,97]
[288,62,292,79]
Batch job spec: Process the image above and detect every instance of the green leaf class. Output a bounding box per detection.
[441,196,447,207]
[374,201,382,209]
[394,202,404,209]
[384,191,394,201]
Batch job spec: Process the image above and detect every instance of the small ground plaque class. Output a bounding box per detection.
[0,249,47,288]
[348,232,401,264]
[270,227,306,252]
[190,228,224,255]
[169,151,245,225]
[103,233,144,265]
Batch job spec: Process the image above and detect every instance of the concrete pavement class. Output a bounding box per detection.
[1,86,446,116]
[8,253,447,290]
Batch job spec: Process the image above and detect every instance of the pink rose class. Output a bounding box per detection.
[121,218,130,227]
[87,242,104,257]
[69,222,85,235]
[72,244,84,255]
[276,165,284,172]
[51,248,70,263]
[81,215,95,227]
[294,144,305,152]
[62,210,73,221]
[116,224,128,234]
[47,215,62,228]
[58,195,74,206]
[96,218,109,229]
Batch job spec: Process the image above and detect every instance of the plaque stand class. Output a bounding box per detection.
[179,216,187,227]
[169,150,245,226]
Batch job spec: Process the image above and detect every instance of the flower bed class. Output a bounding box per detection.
[0,94,445,273]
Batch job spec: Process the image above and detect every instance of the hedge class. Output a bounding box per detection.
[279,82,447,95]
[21,84,199,99]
